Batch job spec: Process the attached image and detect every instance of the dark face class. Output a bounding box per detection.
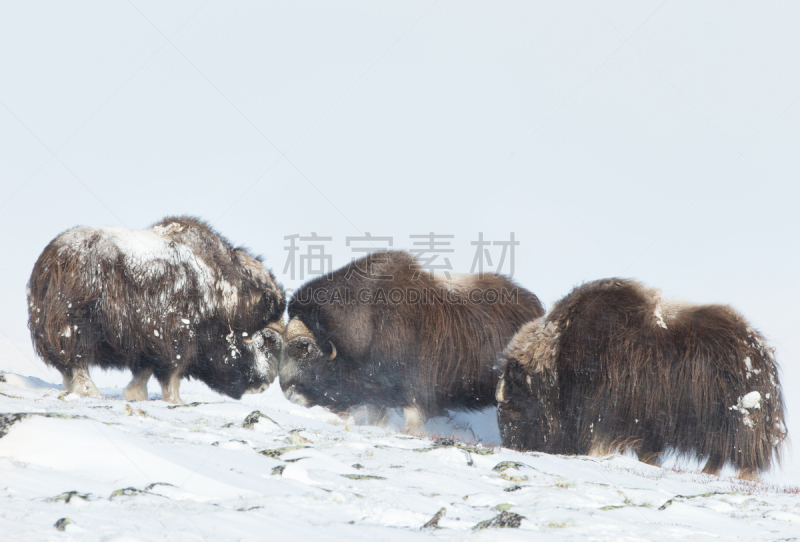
[278,335,356,412]
[496,377,525,450]
[496,364,552,452]
[197,325,283,399]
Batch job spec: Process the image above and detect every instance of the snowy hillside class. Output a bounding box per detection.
[1,373,798,541]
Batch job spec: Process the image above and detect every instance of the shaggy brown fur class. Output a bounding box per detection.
[496,278,787,479]
[279,250,544,432]
[28,216,285,403]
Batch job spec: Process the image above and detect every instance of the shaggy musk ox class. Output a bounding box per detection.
[28,216,285,404]
[496,278,787,480]
[279,250,544,433]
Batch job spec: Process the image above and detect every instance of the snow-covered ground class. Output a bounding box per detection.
[2,372,798,541]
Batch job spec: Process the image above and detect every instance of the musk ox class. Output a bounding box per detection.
[28,216,285,404]
[279,250,544,433]
[496,278,787,480]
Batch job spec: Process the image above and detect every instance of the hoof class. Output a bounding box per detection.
[123,386,148,401]
[70,380,103,398]
[738,468,759,482]
[402,405,428,437]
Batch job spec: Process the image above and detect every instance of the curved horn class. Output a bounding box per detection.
[328,342,337,360]
[496,375,508,403]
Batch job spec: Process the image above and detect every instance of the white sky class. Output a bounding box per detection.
[1,1,799,482]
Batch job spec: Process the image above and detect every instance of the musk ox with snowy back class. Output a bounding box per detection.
[279,250,544,433]
[28,216,285,404]
[496,278,786,480]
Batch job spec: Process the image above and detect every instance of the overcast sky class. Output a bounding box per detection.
[1,1,798,481]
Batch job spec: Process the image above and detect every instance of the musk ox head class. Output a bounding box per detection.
[243,319,285,393]
[495,360,559,453]
[278,318,344,408]
[495,318,562,452]
[193,318,285,399]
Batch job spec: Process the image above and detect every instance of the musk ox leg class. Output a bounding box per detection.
[348,404,387,426]
[123,367,153,401]
[637,436,663,467]
[737,467,759,482]
[702,451,724,477]
[587,440,613,459]
[62,366,102,398]
[402,405,428,437]
[158,372,183,405]
[638,452,662,467]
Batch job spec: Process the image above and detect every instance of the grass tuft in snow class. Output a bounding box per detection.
[729,480,800,495]
[341,474,386,480]
[242,410,281,429]
[257,445,308,459]
[473,510,524,530]
[166,401,220,409]
[493,461,525,472]
[421,507,446,529]
[413,437,494,455]
[46,491,91,504]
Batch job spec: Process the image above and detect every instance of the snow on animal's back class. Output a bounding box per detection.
[55,223,201,271]
[53,222,235,311]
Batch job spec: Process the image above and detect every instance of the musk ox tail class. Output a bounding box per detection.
[27,241,106,375]
[496,278,787,479]
[672,306,787,477]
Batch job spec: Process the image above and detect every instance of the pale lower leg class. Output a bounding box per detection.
[403,405,427,437]
[738,467,759,482]
[159,371,183,404]
[587,440,612,458]
[64,366,102,398]
[349,404,383,425]
[123,367,153,401]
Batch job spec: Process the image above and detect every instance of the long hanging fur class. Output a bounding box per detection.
[496,278,787,479]
[27,216,285,403]
[279,250,545,432]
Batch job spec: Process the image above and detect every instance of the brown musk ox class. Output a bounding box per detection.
[279,250,544,434]
[27,216,285,404]
[496,278,786,480]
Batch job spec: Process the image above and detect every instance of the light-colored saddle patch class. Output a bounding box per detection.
[435,273,477,292]
[649,289,690,330]
[508,318,560,374]
[152,222,185,236]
